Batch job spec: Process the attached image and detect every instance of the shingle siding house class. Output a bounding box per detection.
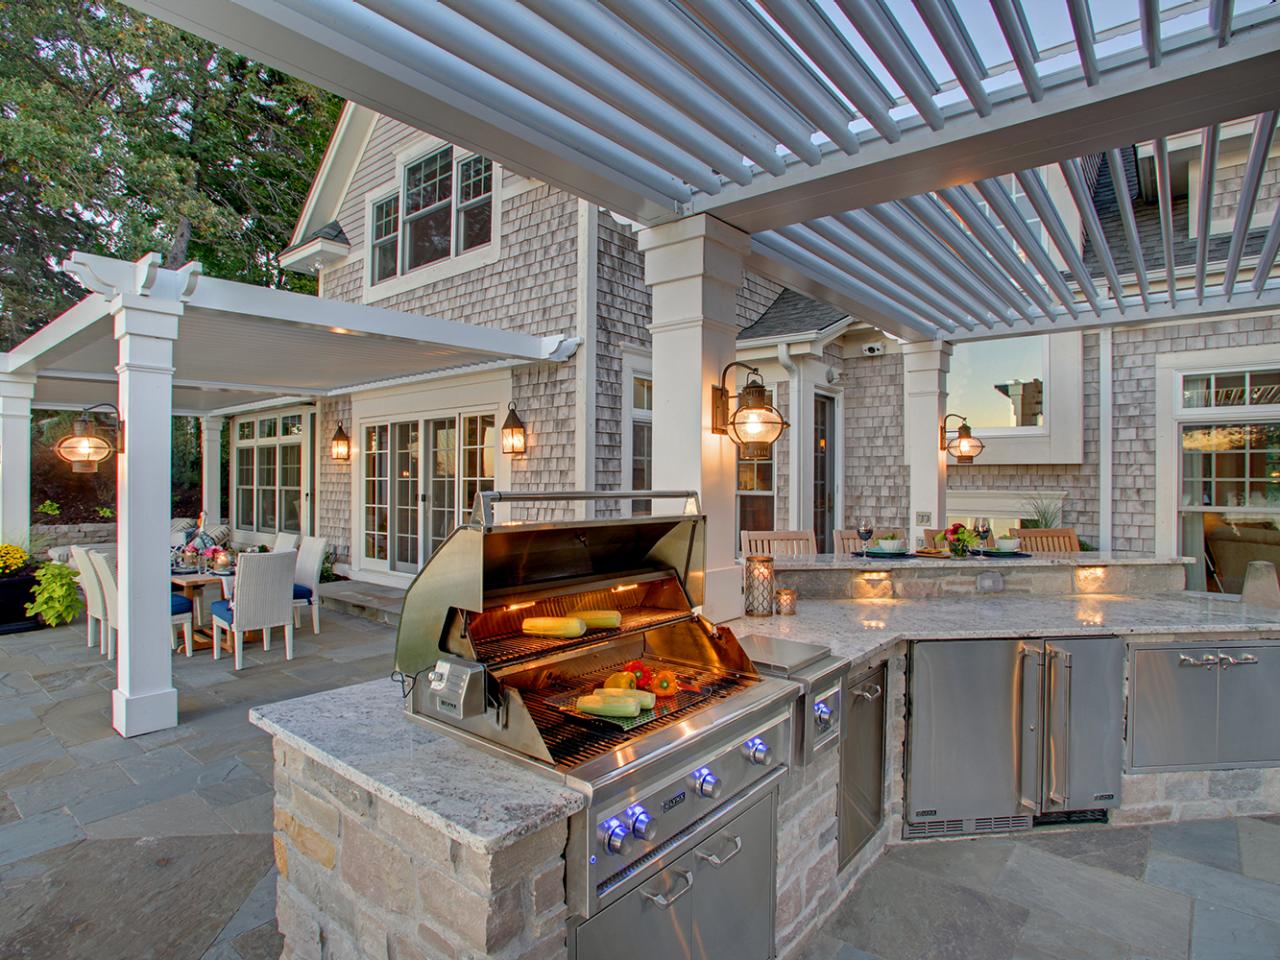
[259,104,1280,595]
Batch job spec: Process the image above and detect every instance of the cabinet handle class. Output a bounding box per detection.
[1220,654,1259,668]
[1178,654,1218,668]
[695,834,743,868]
[854,683,883,702]
[641,869,693,909]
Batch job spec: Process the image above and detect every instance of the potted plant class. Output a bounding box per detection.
[0,544,41,634]
[937,523,981,559]
[25,561,84,628]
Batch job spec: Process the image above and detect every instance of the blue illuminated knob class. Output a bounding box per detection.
[814,702,833,731]
[742,738,771,765]
[691,769,722,799]
[630,809,656,841]
[602,822,630,855]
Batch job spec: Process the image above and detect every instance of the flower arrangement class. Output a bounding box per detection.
[937,522,981,558]
[0,544,31,577]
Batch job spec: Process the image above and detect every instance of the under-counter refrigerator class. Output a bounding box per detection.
[906,636,1123,837]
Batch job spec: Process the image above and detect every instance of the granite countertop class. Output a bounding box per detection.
[250,679,585,854]
[768,551,1194,571]
[727,592,1280,668]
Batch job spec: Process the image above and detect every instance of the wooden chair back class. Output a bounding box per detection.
[1010,527,1081,553]
[740,530,817,557]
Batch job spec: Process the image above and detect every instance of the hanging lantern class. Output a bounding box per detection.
[54,406,121,474]
[501,401,527,456]
[941,415,985,465]
[712,362,788,461]
[330,421,351,461]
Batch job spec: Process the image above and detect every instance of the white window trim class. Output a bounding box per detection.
[950,330,1085,466]
[230,405,314,545]
[812,382,844,549]
[620,350,652,518]
[347,368,514,585]
[360,134,504,304]
[946,489,1067,527]
[1155,338,1280,558]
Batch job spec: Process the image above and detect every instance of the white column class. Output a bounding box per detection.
[638,215,750,623]
[200,416,225,524]
[0,375,35,548]
[903,341,952,549]
[113,297,180,737]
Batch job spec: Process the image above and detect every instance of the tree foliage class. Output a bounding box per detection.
[0,0,342,347]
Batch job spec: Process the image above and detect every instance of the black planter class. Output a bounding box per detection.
[0,573,41,634]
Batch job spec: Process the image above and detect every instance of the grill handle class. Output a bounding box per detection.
[470,490,701,527]
[640,869,694,909]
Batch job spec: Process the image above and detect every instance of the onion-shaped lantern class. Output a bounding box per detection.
[941,415,985,465]
[712,362,788,462]
[55,407,120,474]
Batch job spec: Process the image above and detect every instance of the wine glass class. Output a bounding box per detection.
[974,517,992,553]
[857,518,874,557]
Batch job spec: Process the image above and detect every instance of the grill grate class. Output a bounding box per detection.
[469,608,690,667]
[520,657,751,768]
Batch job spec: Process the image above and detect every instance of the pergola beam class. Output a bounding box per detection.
[1106,148,1152,309]
[1195,124,1221,304]
[1223,110,1277,298]
[1154,136,1179,305]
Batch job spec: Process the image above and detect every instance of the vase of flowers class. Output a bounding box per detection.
[938,522,981,559]
[205,546,230,572]
[0,544,40,634]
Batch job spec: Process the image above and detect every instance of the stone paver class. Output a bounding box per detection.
[0,606,394,959]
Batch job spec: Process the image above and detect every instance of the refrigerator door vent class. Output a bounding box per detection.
[973,816,1032,834]
[904,819,965,839]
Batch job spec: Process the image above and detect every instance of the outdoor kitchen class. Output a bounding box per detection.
[252,491,1280,960]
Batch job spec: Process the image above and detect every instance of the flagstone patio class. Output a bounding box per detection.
[0,608,396,960]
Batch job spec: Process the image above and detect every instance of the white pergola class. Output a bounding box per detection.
[115,0,1280,618]
[0,252,576,736]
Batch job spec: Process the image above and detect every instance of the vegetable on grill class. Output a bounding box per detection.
[622,659,653,690]
[574,609,622,629]
[592,688,656,709]
[576,694,641,718]
[603,671,637,690]
[651,670,679,697]
[522,616,587,638]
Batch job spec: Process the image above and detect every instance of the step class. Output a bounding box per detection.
[319,580,405,628]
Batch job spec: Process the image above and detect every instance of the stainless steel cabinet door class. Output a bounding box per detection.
[690,795,775,960]
[907,640,1028,822]
[575,850,696,960]
[840,664,886,868]
[1044,637,1123,810]
[1218,647,1280,764]
[1130,647,1218,769]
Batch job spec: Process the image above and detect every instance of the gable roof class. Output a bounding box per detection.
[287,102,378,248]
[738,289,849,341]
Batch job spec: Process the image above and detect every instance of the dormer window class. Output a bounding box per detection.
[371,146,494,286]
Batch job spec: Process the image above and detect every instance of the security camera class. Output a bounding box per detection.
[861,342,885,356]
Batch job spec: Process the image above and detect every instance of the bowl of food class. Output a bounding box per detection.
[876,537,908,553]
[995,537,1021,553]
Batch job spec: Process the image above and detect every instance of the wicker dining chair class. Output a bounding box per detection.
[88,550,193,658]
[293,535,328,635]
[740,530,818,556]
[271,531,300,552]
[70,546,107,652]
[1010,527,1081,554]
[210,550,296,670]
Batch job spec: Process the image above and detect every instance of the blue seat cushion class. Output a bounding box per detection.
[293,583,313,602]
[171,594,193,616]
[211,598,234,625]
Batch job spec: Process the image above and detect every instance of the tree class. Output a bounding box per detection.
[0,0,342,347]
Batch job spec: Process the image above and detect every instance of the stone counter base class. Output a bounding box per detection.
[271,740,569,960]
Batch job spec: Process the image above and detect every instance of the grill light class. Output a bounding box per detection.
[505,601,535,612]
[940,414,985,464]
[330,421,351,461]
[611,583,638,593]
[501,401,527,456]
[54,404,122,474]
[711,362,787,461]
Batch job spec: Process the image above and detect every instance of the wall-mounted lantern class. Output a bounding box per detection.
[712,362,787,461]
[55,403,122,474]
[330,421,351,462]
[501,401,527,456]
[940,414,985,465]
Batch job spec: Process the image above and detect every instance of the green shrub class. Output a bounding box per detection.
[25,561,84,627]
[35,499,60,518]
[96,506,114,520]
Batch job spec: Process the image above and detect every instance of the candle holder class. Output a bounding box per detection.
[775,587,797,615]
[744,555,775,617]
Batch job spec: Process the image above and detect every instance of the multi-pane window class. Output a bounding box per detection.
[233,411,308,537]
[460,414,496,517]
[631,375,653,516]
[257,446,278,532]
[236,449,254,529]
[1183,369,1280,408]
[371,146,494,285]
[371,195,399,284]
[365,424,390,561]
[736,387,775,543]
[427,418,457,556]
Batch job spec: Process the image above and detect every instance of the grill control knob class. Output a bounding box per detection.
[630,810,656,841]
[691,769,722,799]
[742,739,771,766]
[602,822,630,856]
[814,701,833,731]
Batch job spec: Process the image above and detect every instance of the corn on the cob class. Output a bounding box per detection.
[593,688,656,709]
[522,616,587,638]
[576,694,640,718]
[573,609,622,629]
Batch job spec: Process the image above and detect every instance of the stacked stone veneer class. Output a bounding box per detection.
[32,522,115,548]
[272,739,569,960]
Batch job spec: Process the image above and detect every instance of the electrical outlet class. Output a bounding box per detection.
[915,511,932,526]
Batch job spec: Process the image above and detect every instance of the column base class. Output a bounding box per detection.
[112,686,178,738]
[701,564,745,624]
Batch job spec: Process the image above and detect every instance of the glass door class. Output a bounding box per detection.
[392,421,421,572]
[814,394,835,553]
[364,424,390,562]
[426,417,457,556]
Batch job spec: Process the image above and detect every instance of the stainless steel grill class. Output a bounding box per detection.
[393,491,798,943]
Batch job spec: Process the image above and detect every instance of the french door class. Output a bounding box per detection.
[813,394,835,553]
[363,412,495,571]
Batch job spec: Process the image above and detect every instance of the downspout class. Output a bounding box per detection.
[778,343,802,531]
[1098,328,1113,551]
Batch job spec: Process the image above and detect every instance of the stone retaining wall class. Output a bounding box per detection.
[272,740,569,960]
[31,522,115,549]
